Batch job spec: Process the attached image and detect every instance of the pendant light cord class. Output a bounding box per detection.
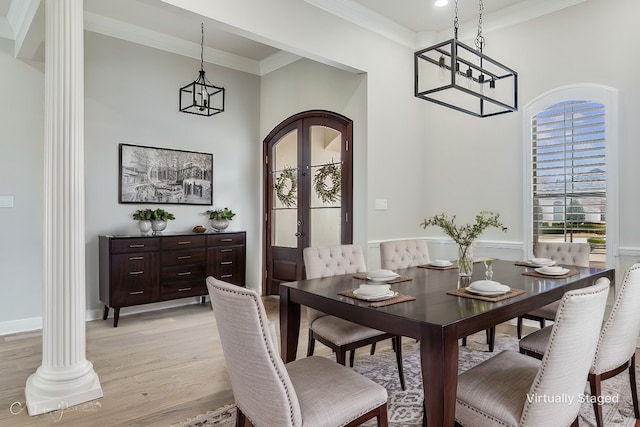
[475,0,485,52]
[200,23,205,72]
[453,0,459,39]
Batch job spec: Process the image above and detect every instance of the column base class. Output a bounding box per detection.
[25,361,103,416]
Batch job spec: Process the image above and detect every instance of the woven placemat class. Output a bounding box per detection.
[514,261,533,267]
[418,263,457,270]
[352,273,412,284]
[446,287,526,302]
[338,289,416,307]
[522,269,578,279]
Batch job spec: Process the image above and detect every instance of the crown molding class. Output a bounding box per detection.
[7,0,42,58]
[0,16,12,40]
[84,11,261,75]
[446,0,587,42]
[306,0,586,50]
[260,50,302,75]
[304,0,417,49]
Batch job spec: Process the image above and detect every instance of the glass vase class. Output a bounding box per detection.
[458,244,473,277]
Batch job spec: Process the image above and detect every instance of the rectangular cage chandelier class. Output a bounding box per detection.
[179,23,225,117]
[414,0,517,118]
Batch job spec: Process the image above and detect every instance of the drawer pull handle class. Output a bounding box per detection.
[221,274,233,279]
[178,287,192,292]
[129,291,144,295]
[177,272,192,276]
[129,256,144,260]
[221,249,233,253]
[177,241,191,245]
[177,255,192,260]
[129,271,144,275]
[129,244,145,248]
[221,261,233,265]
[221,239,233,242]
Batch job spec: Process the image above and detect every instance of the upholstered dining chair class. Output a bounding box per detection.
[455,278,610,427]
[520,264,640,427]
[517,242,591,338]
[379,239,496,352]
[303,244,406,390]
[379,239,430,270]
[207,277,389,427]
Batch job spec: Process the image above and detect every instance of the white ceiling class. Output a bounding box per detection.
[0,0,586,75]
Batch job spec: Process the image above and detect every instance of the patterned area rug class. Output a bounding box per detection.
[173,332,638,427]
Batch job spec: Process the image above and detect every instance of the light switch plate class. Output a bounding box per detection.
[0,195,14,208]
[374,199,388,210]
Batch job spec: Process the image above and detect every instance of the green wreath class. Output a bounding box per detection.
[274,166,297,207]
[314,163,341,204]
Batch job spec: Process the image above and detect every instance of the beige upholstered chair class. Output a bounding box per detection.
[303,244,405,390]
[455,278,610,427]
[207,277,389,427]
[517,242,591,338]
[379,239,430,270]
[380,239,494,351]
[520,264,640,427]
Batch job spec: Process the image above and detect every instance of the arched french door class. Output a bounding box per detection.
[263,110,353,295]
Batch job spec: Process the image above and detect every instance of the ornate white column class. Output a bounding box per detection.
[25,0,102,415]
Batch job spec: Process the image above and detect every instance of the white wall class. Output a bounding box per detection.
[0,38,44,326]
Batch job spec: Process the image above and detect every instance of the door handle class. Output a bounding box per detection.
[295,232,302,237]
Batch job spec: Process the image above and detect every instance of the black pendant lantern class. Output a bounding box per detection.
[179,23,225,117]
[414,0,517,118]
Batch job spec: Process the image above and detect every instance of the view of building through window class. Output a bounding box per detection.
[531,100,606,267]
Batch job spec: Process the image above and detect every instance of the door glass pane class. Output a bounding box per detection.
[311,207,341,247]
[309,125,342,246]
[272,129,298,248]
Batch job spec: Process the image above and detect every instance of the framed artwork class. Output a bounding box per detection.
[119,143,213,205]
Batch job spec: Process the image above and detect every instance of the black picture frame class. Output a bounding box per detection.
[119,143,213,205]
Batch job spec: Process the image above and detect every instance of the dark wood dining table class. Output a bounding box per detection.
[279,259,614,426]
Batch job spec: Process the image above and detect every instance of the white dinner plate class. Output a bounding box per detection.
[465,287,509,296]
[430,260,453,267]
[366,274,400,282]
[534,267,570,276]
[352,290,398,301]
[356,284,391,297]
[527,258,556,267]
[469,280,510,293]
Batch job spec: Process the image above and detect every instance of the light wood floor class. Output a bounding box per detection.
[0,298,538,427]
[0,297,325,427]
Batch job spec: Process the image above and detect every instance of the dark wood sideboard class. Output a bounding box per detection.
[99,231,246,327]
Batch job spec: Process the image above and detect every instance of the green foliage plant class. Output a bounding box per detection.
[132,208,175,221]
[206,208,236,220]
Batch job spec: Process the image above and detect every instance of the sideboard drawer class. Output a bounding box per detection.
[161,280,207,300]
[207,233,246,247]
[162,235,206,250]
[161,248,206,267]
[111,238,160,254]
[161,263,206,282]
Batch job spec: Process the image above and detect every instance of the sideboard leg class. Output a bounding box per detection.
[113,308,121,328]
[102,305,109,320]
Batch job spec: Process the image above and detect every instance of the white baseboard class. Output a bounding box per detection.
[0,316,43,336]
[0,297,205,336]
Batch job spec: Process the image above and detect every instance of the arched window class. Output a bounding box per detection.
[523,85,618,267]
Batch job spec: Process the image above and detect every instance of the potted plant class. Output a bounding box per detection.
[133,208,175,234]
[206,208,235,232]
[420,211,507,277]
